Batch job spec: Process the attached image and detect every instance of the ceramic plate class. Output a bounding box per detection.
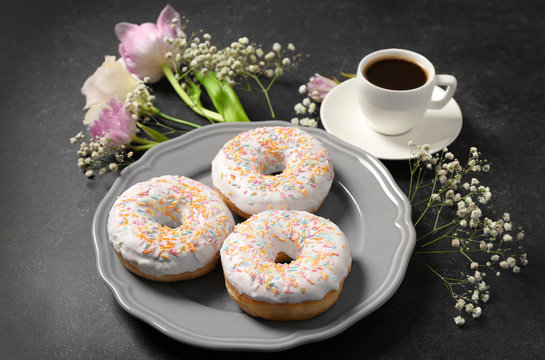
[321,78,463,160]
[92,120,415,351]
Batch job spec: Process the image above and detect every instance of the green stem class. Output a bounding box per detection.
[131,136,158,145]
[130,143,157,151]
[161,64,224,122]
[408,168,415,200]
[248,73,276,119]
[417,218,460,242]
[410,167,425,202]
[413,164,442,226]
[423,262,457,298]
[150,106,201,128]
[194,70,251,122]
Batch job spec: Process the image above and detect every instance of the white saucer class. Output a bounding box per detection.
[320,78,463,160]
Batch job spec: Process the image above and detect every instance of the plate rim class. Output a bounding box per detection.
[92,120,416,351]
[320,77,463,160]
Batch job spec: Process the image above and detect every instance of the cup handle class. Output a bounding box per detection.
[428,74,457,110]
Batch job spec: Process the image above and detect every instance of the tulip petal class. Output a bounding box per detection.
[83,102,105,125]
[114,22,138,42]
[117,22,166,82]
[115,5,184,83]
[157,4,184,40]
[81,56,117,109]
[89,96,136,146]
[306,73,338,102]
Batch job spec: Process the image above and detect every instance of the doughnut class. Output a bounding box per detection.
[211,126,334,218]
[220,210,351,321]
[107,175,235,282]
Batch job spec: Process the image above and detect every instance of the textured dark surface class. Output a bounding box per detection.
[1,0,544,358]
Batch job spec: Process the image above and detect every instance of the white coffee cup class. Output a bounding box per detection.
[357,48,457,136]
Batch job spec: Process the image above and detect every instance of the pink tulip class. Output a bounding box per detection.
[115,5,185,83]
[306,73,338,102]
[89,97,136,146]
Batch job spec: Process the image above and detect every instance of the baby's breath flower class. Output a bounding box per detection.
[454,315,465,326]
[294,103,306,114]
[506,257,516,267]
[408,144,527,326]
[264,51,275,61]
[455,298,466,310]
[299,117,318,127]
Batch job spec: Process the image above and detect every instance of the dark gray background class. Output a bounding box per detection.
[1,0,544,358]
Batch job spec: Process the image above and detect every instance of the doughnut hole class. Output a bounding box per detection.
[259,151,286,176]
[148,197,183,229]
[268,235,300,265]
[274,251,294,264]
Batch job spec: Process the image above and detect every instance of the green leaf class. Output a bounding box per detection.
[130,144,157,151]
[186,79,203,106]
[194,71,251,122]
[161,63,223,122]
[340,72,356,79]
[137,123,169,142]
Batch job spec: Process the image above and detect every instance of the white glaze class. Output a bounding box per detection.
[220,210,352,304]
[211,126,334,216]
[107,175,235,278]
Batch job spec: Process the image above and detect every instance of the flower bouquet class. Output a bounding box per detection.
[73,4,300,177]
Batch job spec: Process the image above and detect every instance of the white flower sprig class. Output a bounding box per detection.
[71,132,134,177]
[162,19,301,120]
[408,142,527,326]
[291,73,343,127]
[291,82,319,127]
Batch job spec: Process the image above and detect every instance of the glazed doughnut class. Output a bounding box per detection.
[220,210,351,321]
[211,126,334,218]
[107,175,235,282]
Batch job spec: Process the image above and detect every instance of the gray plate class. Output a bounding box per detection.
[92,120,415,351]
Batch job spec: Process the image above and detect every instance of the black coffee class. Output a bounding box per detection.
[364,57,428,90]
